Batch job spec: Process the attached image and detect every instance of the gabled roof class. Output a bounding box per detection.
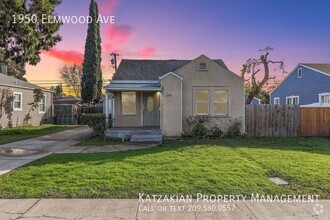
[301,63,330,76]
[112,59,228,80]
[0,73,51,92]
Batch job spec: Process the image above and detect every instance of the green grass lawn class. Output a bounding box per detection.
[0,125,78,145]
[75,136,123,146]
[0,138,329,199]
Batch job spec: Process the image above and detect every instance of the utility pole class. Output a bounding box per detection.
[110,52,119,71]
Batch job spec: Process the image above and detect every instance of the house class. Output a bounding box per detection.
[103,55,245,140]
[0,68,53,128]
[270,64,330,105]
[245,94,262,105]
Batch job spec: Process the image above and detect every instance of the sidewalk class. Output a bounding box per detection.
[0,199,328,220]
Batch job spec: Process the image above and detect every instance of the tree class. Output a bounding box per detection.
[50,84,64,100]
[22,88,44,125]
[241,47,286,105]
[0,0,62,79]
[0,88,14,128]
[81,0,102,104]
[60,64,82,97]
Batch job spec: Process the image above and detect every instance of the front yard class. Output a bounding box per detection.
[0,125,78,145]
[0,138,328,198]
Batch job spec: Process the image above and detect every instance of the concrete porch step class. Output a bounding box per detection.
[130,131,162,142]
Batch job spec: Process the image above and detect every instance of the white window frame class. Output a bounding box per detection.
[195,90,210,115]
[274,97,280,105]
[319,92,330,104]
[214,90,228,116]
[286,96,299,105]
[121,92,137,115]
[38,95,46,113]
[13,92,23,111]
[298,68,302,78]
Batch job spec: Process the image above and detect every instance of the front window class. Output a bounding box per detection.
[319,93,330,104]
[39,95,46,113]
[13,92,22,111]
[274,97,280,105]
[195,90,209,115]
[214,90,228,115]
[121,92,136,115]
[286,96,299,105]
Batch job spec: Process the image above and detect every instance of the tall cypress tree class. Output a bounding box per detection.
[81,0,102,103]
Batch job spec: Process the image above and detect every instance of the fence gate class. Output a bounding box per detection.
[245,105,300,137]
[300,107,330,136]
[54,104,75,125]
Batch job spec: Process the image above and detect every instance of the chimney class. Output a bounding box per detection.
[0,64,7,75]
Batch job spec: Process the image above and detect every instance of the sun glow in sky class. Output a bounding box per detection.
[26,0,330,87]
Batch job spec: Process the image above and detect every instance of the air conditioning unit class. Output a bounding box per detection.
[0,65,7,75]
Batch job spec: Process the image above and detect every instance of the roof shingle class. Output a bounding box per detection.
[301,63,330,75]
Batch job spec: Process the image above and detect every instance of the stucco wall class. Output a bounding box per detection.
[113,91,142,127]
[0,85,53,128]
[160,74,182,137]
[174,55,245,134]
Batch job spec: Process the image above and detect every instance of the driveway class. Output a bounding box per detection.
[0,126,93,175]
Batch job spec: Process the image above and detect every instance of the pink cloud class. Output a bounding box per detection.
[137,47,156,58]
[42,48,84,65]
[106,25,134,44]
[99,0,118,15]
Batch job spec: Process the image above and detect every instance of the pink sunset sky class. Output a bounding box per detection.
[26,0,330,86]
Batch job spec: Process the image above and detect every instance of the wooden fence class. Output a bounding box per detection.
[77,106,103,114]
[300,107,330,136]
[245,105,300,137]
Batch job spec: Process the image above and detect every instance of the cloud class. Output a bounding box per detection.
[137,46,156,58]
[105,25,135,44]
[42,48,84,65]
[99,0,118,15]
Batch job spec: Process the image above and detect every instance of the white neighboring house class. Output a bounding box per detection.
[0,66,53,128]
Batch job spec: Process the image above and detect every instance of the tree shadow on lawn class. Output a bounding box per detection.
[24,137,329,167]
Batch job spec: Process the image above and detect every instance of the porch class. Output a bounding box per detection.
[106,127,162,142]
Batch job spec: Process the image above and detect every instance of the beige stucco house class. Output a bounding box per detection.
[0,71,53,128]
[104,55,245,140]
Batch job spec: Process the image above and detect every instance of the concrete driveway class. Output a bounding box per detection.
[0,126,93,175]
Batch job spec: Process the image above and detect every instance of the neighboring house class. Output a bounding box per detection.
[270,64,330,105]
[104,55,245,138]
[0,69,53,128]
[245,94,262,105]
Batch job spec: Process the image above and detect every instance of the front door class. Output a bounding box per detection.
[143,92,160,127]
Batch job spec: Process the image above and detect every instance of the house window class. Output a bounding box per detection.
[298,68,302,78]
[195,90,209,115]
[214,90,228,115]
[199,63,206,70]
[13,92,22,111]
[286,96,299,105]
[39,95,46,113]
[319,93,330,104]
[274,97,280,105]
[121,92,136,115]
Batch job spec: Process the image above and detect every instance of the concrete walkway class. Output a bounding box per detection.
[0,127,93,175]
[0,199,328,220]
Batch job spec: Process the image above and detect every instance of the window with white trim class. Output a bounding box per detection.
[214,90,228,115]
[274,97,280,105]
[199,63,206,70]
[13,92,22,111]
[39,95,46,113]
[298,68,302,78]
[121,92,136,115]
[195,90,209,115]
[319,93,330,104]
[286,96,299,105]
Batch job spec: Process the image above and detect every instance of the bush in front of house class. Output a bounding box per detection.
[225,119,242,138]
[80,113,106,139]
[191,123,209,139]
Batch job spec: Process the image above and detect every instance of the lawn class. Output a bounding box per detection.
[0,138,329,199]
[0,125,78,145]
[75,136,123,146]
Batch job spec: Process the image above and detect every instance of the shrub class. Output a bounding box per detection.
[209,126,224,139]
[80,113,106,139]
[226,120,242,138]
[191,123,209,139]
